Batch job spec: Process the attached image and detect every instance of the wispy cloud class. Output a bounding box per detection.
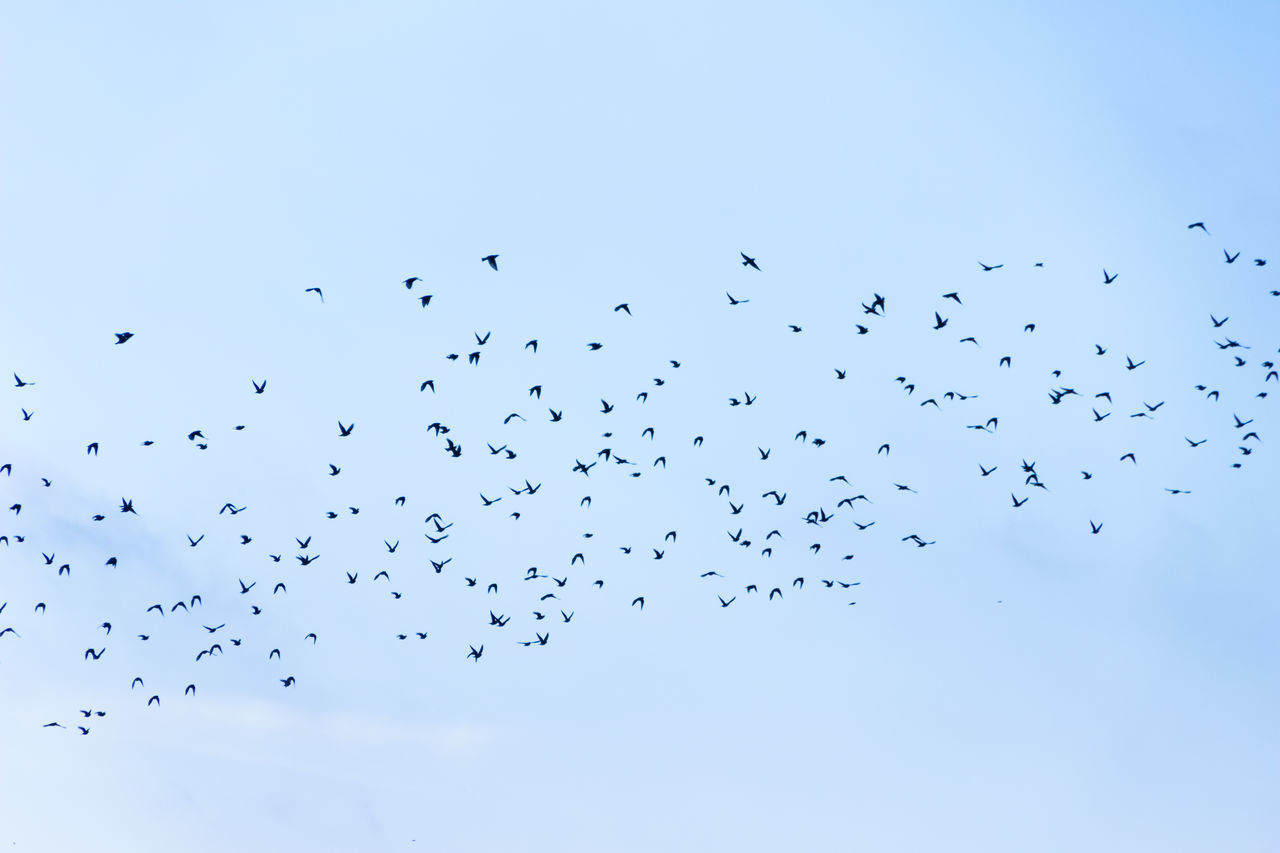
[186,697,502,757]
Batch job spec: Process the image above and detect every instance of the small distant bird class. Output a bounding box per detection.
[1102,269,1117,284]
[305,287,324,302]
[114,332,134,344]
[481,254,499,270]
[740,252,760,270]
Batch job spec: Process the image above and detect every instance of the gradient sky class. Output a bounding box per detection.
[2,2,1278,851]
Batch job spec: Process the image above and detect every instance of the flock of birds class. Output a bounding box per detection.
[2,222,1274,737]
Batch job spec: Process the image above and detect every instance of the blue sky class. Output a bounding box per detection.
[1,2,1277,851]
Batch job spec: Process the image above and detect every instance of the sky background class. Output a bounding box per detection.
[1,2,1278,851]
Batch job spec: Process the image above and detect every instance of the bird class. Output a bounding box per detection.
[305,287,324,302]
[740,252,760,270]
[1102,269,1117,284]
[726,292,749,305]
[481,254,499,270]
[978,262,1003,271]
[114,332,134,344]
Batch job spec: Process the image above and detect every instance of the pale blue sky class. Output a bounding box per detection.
[1,2,1277,851]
